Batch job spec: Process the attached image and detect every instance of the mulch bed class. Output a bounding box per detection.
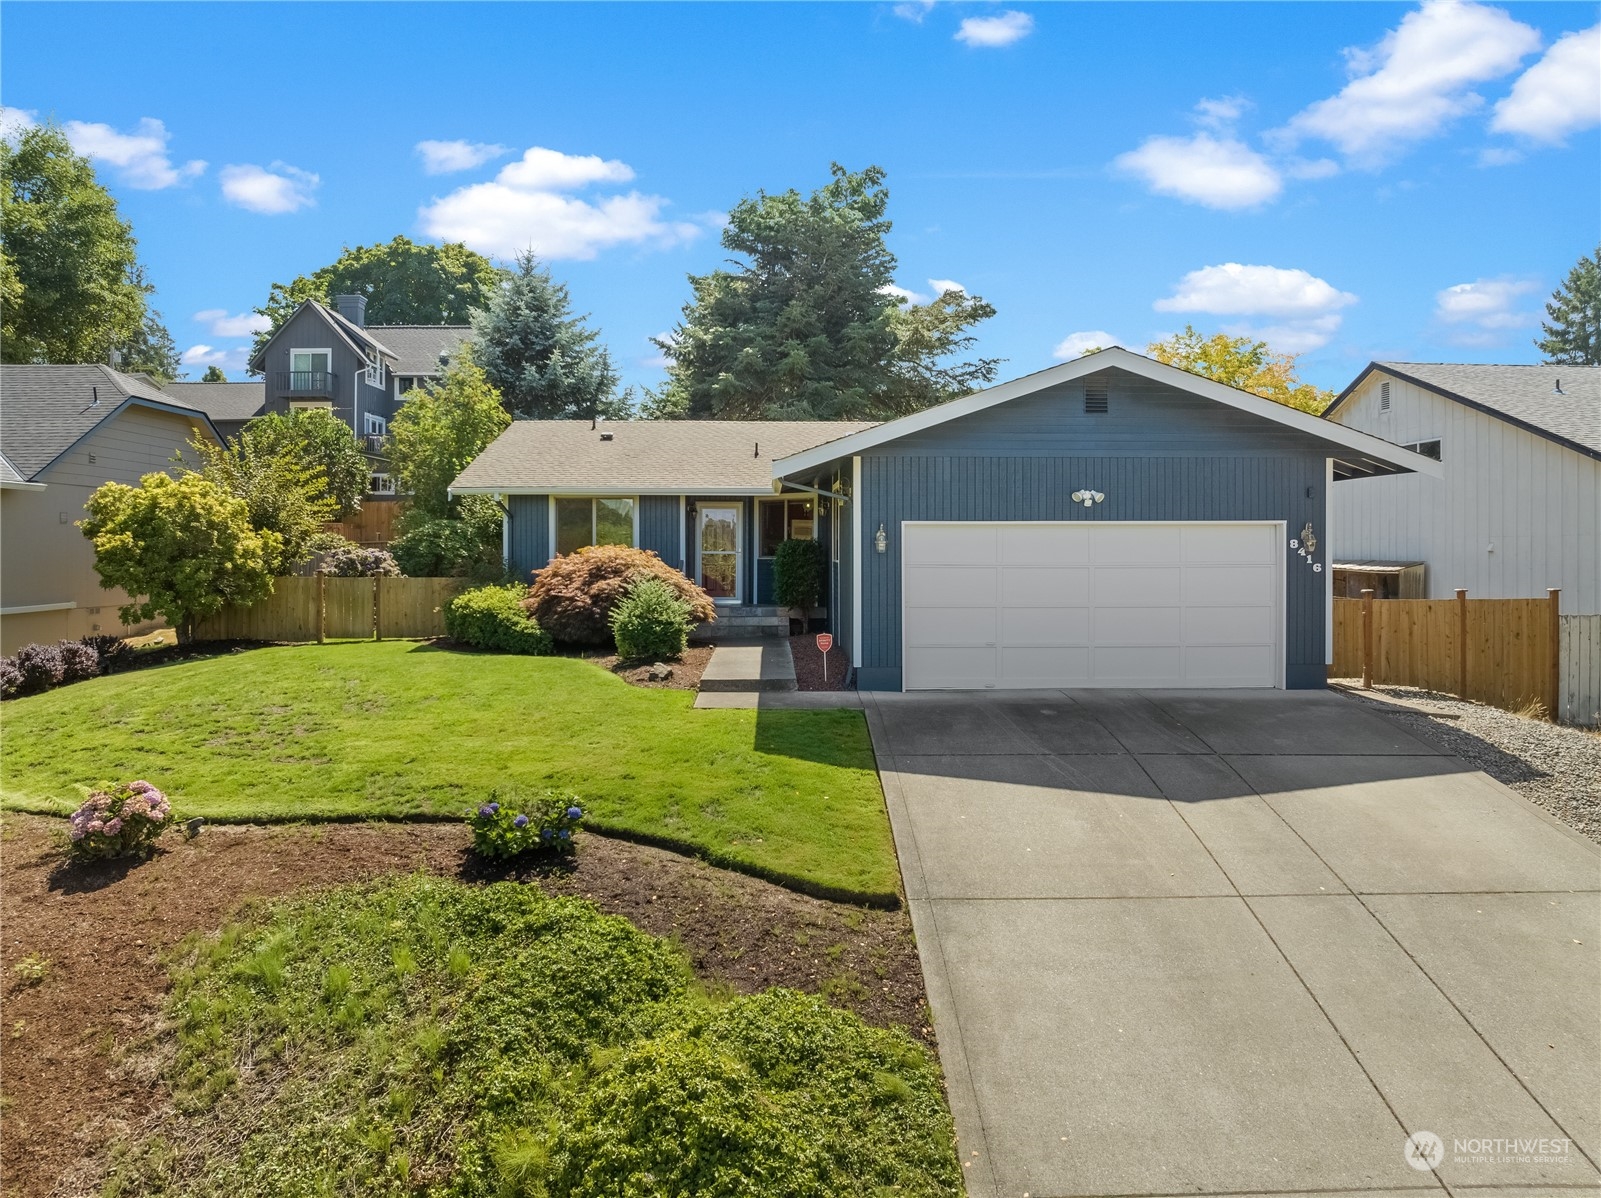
[587,642,715,690]
[0,813,926,1198]
[790,632,850,692]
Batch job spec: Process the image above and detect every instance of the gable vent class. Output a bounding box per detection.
[1379,380,1391,411]
[1084,387,1109,414]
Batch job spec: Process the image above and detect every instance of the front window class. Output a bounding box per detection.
[369,473,396,495]
[554,497,635,555]
[758,498,816,556]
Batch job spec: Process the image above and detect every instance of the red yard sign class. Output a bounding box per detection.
[815,633,833,654]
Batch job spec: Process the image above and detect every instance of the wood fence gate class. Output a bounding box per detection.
[192,576,466,642]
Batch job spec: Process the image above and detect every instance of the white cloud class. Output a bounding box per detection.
[955,10,1033,47]
[1194,95,1250,130]
[893,0,935,22]
[880,283,926,305]
[193,308,272,338]
[1477,145,1525,166]
[0,107,36,143]
[928,278,965,295]
[1052,331,1119,359]
[220,162,320,214]
[180,343,251,371]
[414,139,511,174]
[1433,277,1540,342]
[1114,132,1282,209]
[1276,0,1541,165]
[1155,263,1358,352]
[1284,157,1340,180]
[63,117,205,189]
[642,331,675,370]
[1491,24,1601,144]
[418,147,696,260]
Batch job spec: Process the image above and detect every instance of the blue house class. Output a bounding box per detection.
[455,348,1438,688]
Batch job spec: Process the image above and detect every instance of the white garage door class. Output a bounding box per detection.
[902,522,1282,690]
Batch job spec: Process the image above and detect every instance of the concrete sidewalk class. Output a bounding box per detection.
[866,688,1601,1198]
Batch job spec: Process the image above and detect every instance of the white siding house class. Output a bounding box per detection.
[1325,363,1601,615]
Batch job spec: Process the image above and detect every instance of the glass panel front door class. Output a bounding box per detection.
[698,505,741,602]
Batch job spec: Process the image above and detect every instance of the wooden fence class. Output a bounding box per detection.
[1560,614,1601,727]
[1331,590,1561,720]
[192,575,465,642]
[323,498,404,546]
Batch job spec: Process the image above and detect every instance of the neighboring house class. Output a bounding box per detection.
[162,379,266,441]
[246,294,471,495]
[0,364,222,652]
[1324,362,1601,615]
[454,346,1437,690]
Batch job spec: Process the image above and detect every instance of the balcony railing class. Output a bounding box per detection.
[361,434,386,455]
[276,370,337,396]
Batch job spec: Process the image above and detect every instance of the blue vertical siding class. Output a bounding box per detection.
[638,495,682,570]
[506,495,549,582]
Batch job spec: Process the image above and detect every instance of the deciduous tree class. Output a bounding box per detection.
[1147,325,1332,414]
[180,429,339,574]
[79,472,278,641]
[386,357,510,518]
[239,409,369,516]
[199,365,229,382]
[1536,246,1600,366]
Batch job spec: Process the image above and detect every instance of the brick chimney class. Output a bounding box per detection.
[334,293,367,327]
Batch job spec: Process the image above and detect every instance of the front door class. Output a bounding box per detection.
[697,505,742,603]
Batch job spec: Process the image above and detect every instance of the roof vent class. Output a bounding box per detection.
[1379,381,1391,411]
[599,430,614,442]
[1553,377,1565,395]
[1084,387,1109,414]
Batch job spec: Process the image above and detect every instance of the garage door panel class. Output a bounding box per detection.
[1184,605,1275,646]
[1185,645,1276,683]
[905,646,997,689]
[1094,606,1182,645]
[1001,566,1090,606]
[1002,605,1090,646]
[1185,565,1274,606]
[904,525,998,566]
[1000,646,1091,684]
[906,565,997,606]
[1094,567,1183,606]
[907,606,998,647]
[1001,524,1090,566]
[1093,645,1185,681]
[1182,524,1276,564]
[1090,525,1182,564]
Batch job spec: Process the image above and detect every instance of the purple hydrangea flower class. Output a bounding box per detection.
[558,829,571,840]
[513,814,529,828]
[539,828,553,841]
[486,801,500,814]
[478,804,495,818]
[566,806,582,820]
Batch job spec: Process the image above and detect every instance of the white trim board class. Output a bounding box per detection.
[1,601,78,615]
[772,347,1445,480]
[452,485,777,498]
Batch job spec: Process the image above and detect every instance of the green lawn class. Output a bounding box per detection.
[0,641,898,902]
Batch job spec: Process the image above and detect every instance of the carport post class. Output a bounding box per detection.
[1548,588,1561,722]
[1360,588,1374,690]
[1455,589,1468,699]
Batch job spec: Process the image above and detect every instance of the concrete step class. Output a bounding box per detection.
[698,639,798,693]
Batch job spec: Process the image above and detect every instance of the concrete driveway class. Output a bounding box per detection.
[864,689,1601,1198]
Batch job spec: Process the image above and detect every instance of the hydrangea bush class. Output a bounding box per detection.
[468,791,583,860]
[69,780,174,861]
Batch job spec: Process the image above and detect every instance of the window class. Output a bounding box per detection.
[758,498,815,556]
[554,498,635,555]
[363,412,387,435]
[369,473,396,495]
[365,358,386,388]
[289,400,333,412]
[1402,439,1442,461]
[1084,387,1109,413]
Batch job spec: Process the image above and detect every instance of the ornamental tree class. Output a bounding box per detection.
[1147,325,1333,414]
[237,409,369,516]
[181,428,338,574]
[80,472,279,641]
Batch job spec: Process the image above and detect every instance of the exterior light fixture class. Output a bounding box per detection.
[1070,490,1105,508]
[874,523,888,554]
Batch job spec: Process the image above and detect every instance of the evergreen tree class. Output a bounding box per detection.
[114,281,181,382]
[470,251,628,420]
[200,365,229,382]
[1,121,147,364]
[1536,246,1601,366]
[657,164,998,420]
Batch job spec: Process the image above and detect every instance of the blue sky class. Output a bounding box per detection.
[4,1,1597,393]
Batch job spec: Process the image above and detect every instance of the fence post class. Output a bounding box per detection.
[317,571,326,645]
[374,576,383,641]
[1456,589,1468,699]
[1548,588,1561,722]
[1360,589,1374,689]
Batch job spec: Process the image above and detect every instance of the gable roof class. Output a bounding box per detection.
[370,326,474,377]
[162,380,267,423]
[451,420,879,496]
[1325,362,1601,461]
[247,301,396,372]
[0,364,220,480]
[772,346,1444,481]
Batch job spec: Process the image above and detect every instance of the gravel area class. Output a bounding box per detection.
[1335,683,1601,844]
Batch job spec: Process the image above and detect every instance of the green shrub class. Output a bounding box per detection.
[525,545,715,645]
[445,584,553,654]
[609,576,692,660]
[774,538,826,616]
[390,496,504,579]
[469,792,584,859]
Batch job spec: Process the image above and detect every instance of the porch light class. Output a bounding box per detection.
[1070,490,1104,508]
[874,523,888,554]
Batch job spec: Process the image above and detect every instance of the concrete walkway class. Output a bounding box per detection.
[865,688,1601,1198]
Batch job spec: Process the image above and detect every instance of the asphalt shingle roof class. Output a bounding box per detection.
[0,364,207,480]
[1,453,26,485]
[1373,362,1600,457]
[162,380,266,422]
[452,420,878,493]
[370,326,474,377]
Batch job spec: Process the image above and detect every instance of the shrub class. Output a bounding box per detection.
[0,657,21,699]
[12,643,65,695]
[320,542,400,577]
[610,576,692,660]
[774,538,826,618]
[68,779,174,861]
[390,495,505,579]
[445,584,553,654]
[79,634,131,674]
[525,545,716,645]
[57,639,101,682]
[468,792,584,860]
